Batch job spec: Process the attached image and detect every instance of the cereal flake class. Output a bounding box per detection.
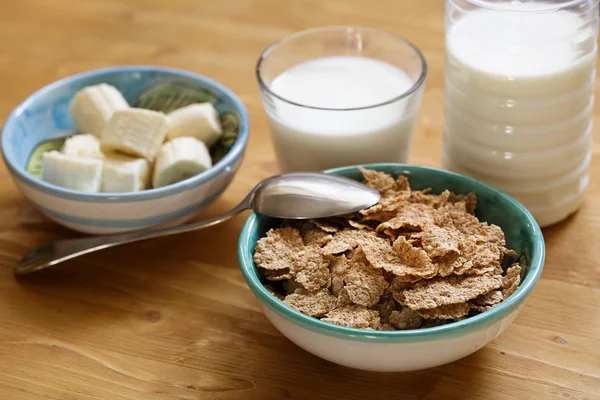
[359,234,436,280]
[322,305,381,329]
[311,219,340,233]
[471,289,503,312]
[359,167,396,193]
[415,303,471,320]
[421,224,460,259]
[389,277,411,304]
[343,255,388,306]
[393,236,438,280]
[376,203,435,233]
[395,175,410,192]
[470,265,520,311]
[450,237,501,276]
[501,263,522,299]
[448,192,477,214]
[292,245,331,291]
[303,229,333,247]
[434,205,479,233]
[348,220,375,230]
[264,269,293,281]
[389,308,424,329]
[329,254,350,296]
[360,195,409,222]
[400,273,503,310]
[284,289,337,317]
[322,229,377,254]
[254,227,303,271]
[335,287,354,307]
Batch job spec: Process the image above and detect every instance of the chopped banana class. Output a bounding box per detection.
[41,151,103,192]
[152,137,212,188]
[62,133,105,159]
[101,108,169,161]
[102,153,150,193]
[166,103,223,146]
[42,83,226,194]
[70,83,129,136]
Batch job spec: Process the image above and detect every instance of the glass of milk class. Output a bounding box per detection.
[256,26,427,172]
[443,0,599,227]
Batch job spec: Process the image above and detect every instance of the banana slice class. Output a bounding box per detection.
[70,83,129,136]
[102,153,150,193]
[41,151,103,192]
[166,103,223,146]
[152,137,212,188]
[62,133,105,159]
[101,108,169,161]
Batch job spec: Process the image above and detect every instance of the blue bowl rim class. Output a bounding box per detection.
[1,65,250,203]
[238,163,546,343]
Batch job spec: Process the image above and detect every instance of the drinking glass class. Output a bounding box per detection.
[256,26,427,172]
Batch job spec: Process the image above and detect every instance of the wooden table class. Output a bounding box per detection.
[1,0,598,399]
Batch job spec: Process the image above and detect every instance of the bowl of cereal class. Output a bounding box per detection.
[238,164,544,372]
[2,66,249,234]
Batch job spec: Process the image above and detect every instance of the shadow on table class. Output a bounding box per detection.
[201,329,495,400]
[9,197,494,400]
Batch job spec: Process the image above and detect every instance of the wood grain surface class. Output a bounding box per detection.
[1,0,599,399]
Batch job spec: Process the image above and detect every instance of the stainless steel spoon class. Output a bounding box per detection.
[14,173,380,276]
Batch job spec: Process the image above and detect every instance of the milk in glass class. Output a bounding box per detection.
[266,56,419,172]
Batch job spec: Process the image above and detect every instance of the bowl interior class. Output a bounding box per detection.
[2,66,248,181]
[239,163,545,340]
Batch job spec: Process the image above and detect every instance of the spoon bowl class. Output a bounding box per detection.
[251,173,380,219]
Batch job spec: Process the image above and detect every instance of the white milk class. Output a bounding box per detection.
[443,4,597,227]
[264,56,421,172]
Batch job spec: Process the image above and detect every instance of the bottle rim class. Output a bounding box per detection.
[460,0,598,13]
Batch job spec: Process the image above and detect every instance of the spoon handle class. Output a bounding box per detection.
[15,201,249,276]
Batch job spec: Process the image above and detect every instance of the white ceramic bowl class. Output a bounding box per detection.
[1,66,249,234]
[238,164,545,372]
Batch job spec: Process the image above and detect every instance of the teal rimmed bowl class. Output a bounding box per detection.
[238,164,545,372]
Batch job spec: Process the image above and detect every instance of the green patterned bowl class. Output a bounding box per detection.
[238,163,545,371]
[2,66,249,234]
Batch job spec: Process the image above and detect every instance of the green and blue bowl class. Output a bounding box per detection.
[1,66,249,234]
[239,164,545,371]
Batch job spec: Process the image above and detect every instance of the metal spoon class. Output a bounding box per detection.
[14,173,380,276]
